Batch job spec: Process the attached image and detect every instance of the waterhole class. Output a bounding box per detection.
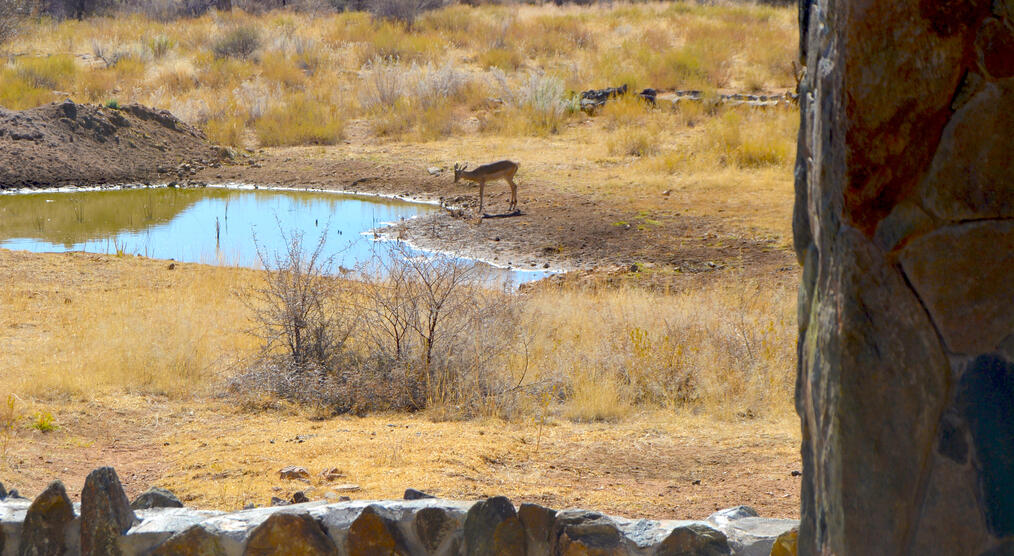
[0,186,551,283]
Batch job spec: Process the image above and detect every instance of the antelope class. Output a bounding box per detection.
[453,160,519,215]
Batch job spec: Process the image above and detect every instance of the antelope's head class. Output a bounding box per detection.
[453,162,468,183]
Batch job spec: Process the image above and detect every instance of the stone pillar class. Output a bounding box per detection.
[794,0,1014,554]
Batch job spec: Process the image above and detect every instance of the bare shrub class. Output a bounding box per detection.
[213,25,261,59]
[358,57,406,111]
[356,244,522,416]
[244,228,356,372]
[233,237,521,418]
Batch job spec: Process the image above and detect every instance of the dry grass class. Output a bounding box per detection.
[0,250,256,400]
[0,2,797,148]
[0,249,795,419]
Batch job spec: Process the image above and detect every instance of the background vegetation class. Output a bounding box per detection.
[0,1,797,152]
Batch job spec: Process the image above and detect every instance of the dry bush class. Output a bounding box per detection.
[245,228,356,371]
[233,239,521,418]
[483,69,575,135]
[212,25,261,59]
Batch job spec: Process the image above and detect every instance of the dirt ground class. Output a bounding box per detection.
[0,100,221,188]
[3,393,801,520]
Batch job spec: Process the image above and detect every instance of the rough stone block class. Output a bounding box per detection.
[80,467,137,556]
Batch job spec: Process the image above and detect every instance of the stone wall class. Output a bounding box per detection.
[0,467,797,556]
[794,0,1013,553]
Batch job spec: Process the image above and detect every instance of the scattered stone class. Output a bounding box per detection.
[80,466,138,556]
[404,488,435,500]
[655,523,731,556]
[518,503,556,556]
[278,466,310,481]
[414,507,457,553]
[427,167,443,175]
[0,481,5,499]
[131,487,184,510]
[244,512,338,556]
[346,505,408,556]
[464,496,525,556]
[270,497,288,507]
[291,492,309,504]
[333,484,361,493]
[319,468,344,482]
[19,480,76,556]
[152,525,227,556]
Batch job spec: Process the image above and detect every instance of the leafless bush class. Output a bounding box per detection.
[245,228,356,372]
[356,244,522,415]
[358,57,407,111]
[233,237,522,417]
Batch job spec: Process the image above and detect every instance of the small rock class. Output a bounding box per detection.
[291,491,309,504]
[19,480,75,556]
[81,466,137,555]
[334,484,361,493]
[791,470,802,477]
[131,486,183,509]
[279,466,310,481]
[244,512,338,555]
[404,488,435,500]
[270,497,288,506]
[0,481,5,499]
[427,167,443,175]
[319,467,344,482]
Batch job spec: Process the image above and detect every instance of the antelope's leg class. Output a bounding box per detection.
[507,177,518,210]
[479,179,486,214]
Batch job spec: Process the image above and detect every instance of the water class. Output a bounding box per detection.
[0,186,552,284]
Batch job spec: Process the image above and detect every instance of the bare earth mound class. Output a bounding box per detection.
[0,99,222,188]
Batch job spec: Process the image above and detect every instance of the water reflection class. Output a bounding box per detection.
[0,186,552,284]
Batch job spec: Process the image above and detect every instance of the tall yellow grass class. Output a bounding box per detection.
[0,2,797,147]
